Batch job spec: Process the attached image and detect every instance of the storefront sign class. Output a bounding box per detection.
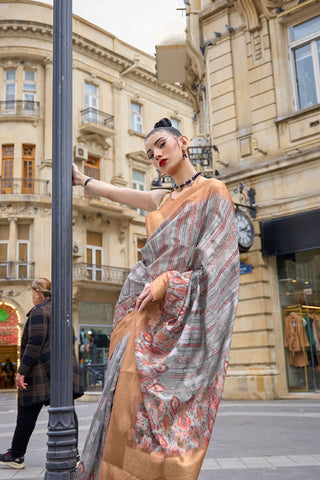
[0,304,20,345]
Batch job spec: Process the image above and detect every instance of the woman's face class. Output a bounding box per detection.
[145,131,188,176]
[31,287,42,306]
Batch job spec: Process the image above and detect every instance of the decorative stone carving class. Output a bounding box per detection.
[112,81,124,91]
[184,41,206,114]
[0,203,51,217]
[77,134,110,155]
[119,221,128,244]
[6,289,22,297]
[260,0,284,19]
[235,0,261,32]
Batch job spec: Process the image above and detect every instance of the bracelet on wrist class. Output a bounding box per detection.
[84,177,94,187]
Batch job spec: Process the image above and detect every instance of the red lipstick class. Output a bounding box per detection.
[159,159,167,167]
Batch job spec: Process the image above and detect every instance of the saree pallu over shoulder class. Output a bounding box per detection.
[78,179,240,480]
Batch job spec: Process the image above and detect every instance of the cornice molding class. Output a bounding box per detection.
[0,20,190,103]
[220,146,320,184]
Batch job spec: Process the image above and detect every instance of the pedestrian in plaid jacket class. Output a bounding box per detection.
[0,277,83,470]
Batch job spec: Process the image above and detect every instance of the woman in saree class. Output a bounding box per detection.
[73,118,240,480]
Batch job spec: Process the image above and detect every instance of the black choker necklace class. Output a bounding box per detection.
[173,171,202,191]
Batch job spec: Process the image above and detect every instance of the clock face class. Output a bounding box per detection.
[234,211,255,251]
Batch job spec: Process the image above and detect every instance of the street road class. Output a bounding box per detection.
[0,391,319,479]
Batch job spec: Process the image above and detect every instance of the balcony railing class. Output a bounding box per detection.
[73,263,130,285]
[152,146,214,188]
[0,100,40,118]
[187,146,213,169]
[79,108,115,137]
[0,178,51,196]
[80,108,114,129]
[0,261,35,281]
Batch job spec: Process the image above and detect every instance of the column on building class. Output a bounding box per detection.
[111,81,127,187]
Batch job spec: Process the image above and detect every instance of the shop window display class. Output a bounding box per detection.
[277,248,320,391]
[79,325,111,392]
[78,301,113,392]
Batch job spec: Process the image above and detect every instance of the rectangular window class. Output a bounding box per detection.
[132,169,146,216]
[130,102,143,133]
[84,82,98,123]
[170,118,180,130]
[0,242,8,279]
[1,145,14,194]
[137,238,146,262]
[290,16,320,110]
[22,145,35,194]
[86,231,103,281]
[4,70,16,111]
[23,70,36,112]
[16,224,30,278]
[0,225,9,279]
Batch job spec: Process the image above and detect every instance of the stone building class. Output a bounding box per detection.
[0,0,194,386]
[183,0,320,398]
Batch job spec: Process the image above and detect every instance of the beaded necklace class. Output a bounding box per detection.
[173,171,202,192]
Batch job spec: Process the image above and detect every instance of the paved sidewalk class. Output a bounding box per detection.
[0,390,319,479]
[199,399,320,480]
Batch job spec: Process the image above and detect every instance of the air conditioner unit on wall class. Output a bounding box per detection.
[72,242,84,257]
[74,145,88,161]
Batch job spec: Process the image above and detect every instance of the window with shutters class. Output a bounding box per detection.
[137,238,146,262]
[84,156,100,198]
[0,225,9,278]
[1,145,14,194]
[21,144,35,194]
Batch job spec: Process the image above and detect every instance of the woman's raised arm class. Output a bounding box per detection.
[72,163,169,212]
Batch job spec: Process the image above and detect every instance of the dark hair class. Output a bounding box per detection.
[145,118,182,140]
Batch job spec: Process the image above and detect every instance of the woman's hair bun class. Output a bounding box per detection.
[154,118,172,129]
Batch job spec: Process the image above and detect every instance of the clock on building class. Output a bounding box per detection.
[234,210,255,252]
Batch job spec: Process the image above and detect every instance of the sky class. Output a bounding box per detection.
[34,0,187,55]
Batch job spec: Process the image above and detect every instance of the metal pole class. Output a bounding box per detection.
[45,0,75,478]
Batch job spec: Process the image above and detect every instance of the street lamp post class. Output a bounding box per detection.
[44,0,75,479]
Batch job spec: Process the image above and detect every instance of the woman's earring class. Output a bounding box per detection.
[182,153,188,159]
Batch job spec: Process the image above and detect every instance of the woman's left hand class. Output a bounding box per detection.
[135,283,154,312]
[16,373,27,391]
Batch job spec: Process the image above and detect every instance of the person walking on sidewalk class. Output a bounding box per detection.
[0,277,83,470]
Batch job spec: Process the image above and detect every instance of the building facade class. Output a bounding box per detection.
[186,0,320,398]
[0,0,194,388]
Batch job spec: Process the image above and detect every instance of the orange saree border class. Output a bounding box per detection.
[99,309,206,480]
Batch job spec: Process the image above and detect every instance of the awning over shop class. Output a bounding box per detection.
[260,208,320,257]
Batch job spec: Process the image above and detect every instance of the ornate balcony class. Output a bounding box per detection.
[73,263,129,285]
[0,178,51,196]
[79,108,116,137]
[187,146,214,175]
[0,261,35,281]
[0,100,40,120]
[152,145,215,189]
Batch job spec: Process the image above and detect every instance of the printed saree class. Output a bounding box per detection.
[77,178,239,480]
